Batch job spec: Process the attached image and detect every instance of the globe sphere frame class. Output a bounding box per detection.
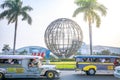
[44,18,83,58]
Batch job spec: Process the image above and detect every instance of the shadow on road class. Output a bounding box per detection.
[5,78,60,80]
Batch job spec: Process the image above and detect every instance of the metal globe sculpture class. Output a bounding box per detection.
[44,18,83,58]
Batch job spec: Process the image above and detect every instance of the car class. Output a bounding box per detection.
[0,55,60,80]
[114,66,120,78]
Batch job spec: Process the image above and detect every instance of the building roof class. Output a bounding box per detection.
[0,55,42,59]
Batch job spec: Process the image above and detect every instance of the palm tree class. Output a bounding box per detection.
[73,0,107,55]
[0,0,33,55]
[2,44,11,54]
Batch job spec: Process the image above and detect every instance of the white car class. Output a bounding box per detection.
[114,66,120,78]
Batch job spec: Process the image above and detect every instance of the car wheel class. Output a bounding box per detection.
[46,71,55,79]
[0,73,4,80]
[88,69,96,75]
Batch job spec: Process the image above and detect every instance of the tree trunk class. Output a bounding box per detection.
[13,17,18,55]
[89,23,92,55]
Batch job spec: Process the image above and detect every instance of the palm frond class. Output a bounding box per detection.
[22,6,33,12]
[91,11,101,27]
[1,0,13,9]
[75,0,96,6]
[0,10,9,19]
[95,3,107,16]
[0,0,32,25]
[21,12,32,25]
[73,7,87,17]
[75,0,87,6]
[27,15,32,25]
[6,9,15,18]
[73,0,107,27]
[8,13,16,24]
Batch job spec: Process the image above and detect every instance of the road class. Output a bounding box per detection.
[59,70,119,80]
[6,70,119,80]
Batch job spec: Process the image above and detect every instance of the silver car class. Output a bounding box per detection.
[114,66,120,78]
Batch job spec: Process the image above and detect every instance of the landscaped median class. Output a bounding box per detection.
[50,62,76,69]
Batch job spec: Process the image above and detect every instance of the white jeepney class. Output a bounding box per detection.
[0,55,60,80]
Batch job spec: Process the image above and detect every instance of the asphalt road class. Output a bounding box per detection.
[5,70,120,80]
[59,70,119,80]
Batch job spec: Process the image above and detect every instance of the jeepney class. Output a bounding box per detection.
[0,55,60,80]
[74,55,119,75]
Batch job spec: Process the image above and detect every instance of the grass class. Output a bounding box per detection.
[50,62,76,69]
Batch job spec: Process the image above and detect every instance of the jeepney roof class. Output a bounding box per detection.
[0,55,42,59]
[74,55,119,58]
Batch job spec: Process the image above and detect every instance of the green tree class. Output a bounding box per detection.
[0,0,33,55]
[19,49,27,55]
[2,44,11,54]
[73,0,107,55]
[101,49,111,55]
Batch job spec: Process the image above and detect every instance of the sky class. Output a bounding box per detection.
[0,0,120,52]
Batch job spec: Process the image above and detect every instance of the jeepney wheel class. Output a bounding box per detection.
[87,69,96,75]
[0,73,4,80]
[46,71,55,79]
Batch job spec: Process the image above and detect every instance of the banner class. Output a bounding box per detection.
[45,50,50,59]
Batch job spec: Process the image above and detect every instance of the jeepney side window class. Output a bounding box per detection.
[86,58,93,62]
[114,58,120,66]
[111,58,115,62]
[82,58,93,62]
[28,59,38,67]
[7,59,20,64]
[13,59,18,64]
[76,58,82,62]
[104,58,110,63]
[82,58,87,62]
[93,58,100,62]
[99,58,110,63]
[82,58,101,62]
[0,59,4,63]
[0,59,10,64]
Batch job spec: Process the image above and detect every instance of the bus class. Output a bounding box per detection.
[74,55,120,75]
[0,55,60,80]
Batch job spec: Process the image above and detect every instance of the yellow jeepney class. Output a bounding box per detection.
[74,55,119,75]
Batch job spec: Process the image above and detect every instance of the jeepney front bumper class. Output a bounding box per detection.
[55,70,61,78]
